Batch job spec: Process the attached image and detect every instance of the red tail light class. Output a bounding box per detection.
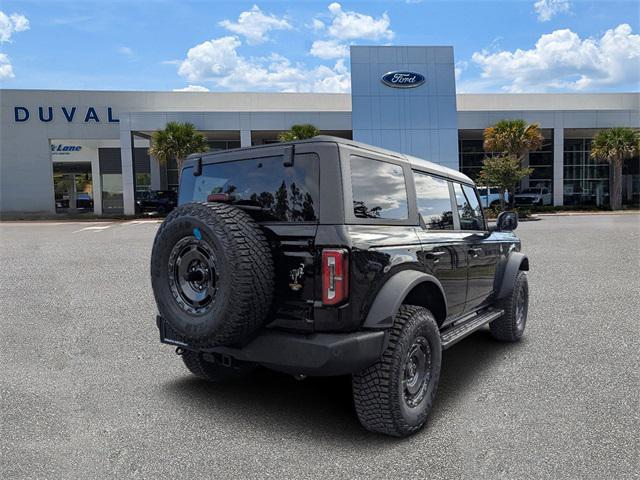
[207,193,232,202]
[322,249,349,306]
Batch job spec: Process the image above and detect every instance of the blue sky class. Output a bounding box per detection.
[0,0,638,93]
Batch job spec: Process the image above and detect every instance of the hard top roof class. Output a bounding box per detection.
[190,135,473,184]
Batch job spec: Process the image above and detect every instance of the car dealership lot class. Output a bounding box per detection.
[1,215,638,479]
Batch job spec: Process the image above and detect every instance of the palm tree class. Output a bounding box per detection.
[278,124,320,142]
[483,119,544,207]
[148,122,209,179]
[483,119,544,163]
[590,127,640,210]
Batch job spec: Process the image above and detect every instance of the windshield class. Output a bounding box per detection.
[179,153,320,222]
[519,188,540,194]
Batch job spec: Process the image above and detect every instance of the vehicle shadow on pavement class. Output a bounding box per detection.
[162,327,514,443]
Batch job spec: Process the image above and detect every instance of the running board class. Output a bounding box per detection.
[440,308,504,350]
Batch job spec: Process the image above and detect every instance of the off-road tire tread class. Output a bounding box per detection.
[181,350,255,382]
[352,305,441,437]
[151,202,274,346]
[490,270,528,342]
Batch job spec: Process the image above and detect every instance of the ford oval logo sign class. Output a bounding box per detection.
[381,71,425,88]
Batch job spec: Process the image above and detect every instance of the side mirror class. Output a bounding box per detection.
[496,211,518,231]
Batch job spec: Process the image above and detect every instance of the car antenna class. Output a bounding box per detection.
[193,157,202,176]
[283,145,294,167]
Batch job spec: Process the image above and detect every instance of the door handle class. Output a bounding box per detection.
[425,250,446,263]
[468,247,483,258]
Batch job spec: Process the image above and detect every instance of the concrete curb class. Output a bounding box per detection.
[536,211,640,217]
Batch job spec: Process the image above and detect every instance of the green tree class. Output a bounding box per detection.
[478,156,533,210]
[278,124,320,142]
[590,127,640,210]
[148,122,209,179]
[482,119,544,207]
[483,119,544,162]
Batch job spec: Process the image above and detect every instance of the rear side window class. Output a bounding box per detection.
[179,153,319,222]
[413,171,454,230]
[350,156,408,220]
[453,183,486,230]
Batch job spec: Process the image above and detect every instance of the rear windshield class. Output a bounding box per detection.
[179,153,320,222]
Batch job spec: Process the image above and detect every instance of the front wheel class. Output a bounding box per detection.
[181,350,256,382]
[352,305,442,437]
[490,270,529,342]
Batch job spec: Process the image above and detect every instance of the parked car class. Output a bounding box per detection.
[150,137,529,437]
[75,192,93,210]
[136,190,177,214]
[477,186,509,208]
[55,192,93,210]
[514,187,552,206]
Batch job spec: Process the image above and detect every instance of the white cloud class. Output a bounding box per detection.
[310,39,349,59]
[219,5,291,45]
[310,18,325,31]
[178,36,242,81]
[177,36,350,93]
[173,85,210,92]
[118,46,134,56]
[325,3,393,41]
[533,0,570,22]
[0,11,29,43]
[0,53,14,79]
[471,24,640,92]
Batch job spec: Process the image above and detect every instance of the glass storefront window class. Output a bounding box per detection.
[102,173,124,213]
[563,136,610,207]
[52,162,94,214]
[459,130,554,191]
[136,173,151,191]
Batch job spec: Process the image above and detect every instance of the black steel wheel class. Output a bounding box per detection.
[168,235,219,315]
[490,270,529,342]
[352,305,442,437]
[402,336,432,408]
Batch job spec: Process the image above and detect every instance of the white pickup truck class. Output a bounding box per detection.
[514,187,552,206]
[477,187,509,208]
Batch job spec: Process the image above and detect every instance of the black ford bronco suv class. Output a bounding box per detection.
[151,136,529,437]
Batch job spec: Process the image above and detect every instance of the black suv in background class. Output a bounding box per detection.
[151,137,529,437]
[136,190,177,215]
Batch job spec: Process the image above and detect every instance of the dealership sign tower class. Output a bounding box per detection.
[351,46,459,170]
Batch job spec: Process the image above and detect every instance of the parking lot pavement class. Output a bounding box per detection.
[1,215,638,479]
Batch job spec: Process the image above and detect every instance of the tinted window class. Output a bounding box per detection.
[351,156,408,220]
[413,172,453,230]
[453,183,486,230]
[179,154,319,222]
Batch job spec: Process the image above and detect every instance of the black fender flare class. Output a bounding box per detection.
[495,252,529,300]
[363,270,447,329]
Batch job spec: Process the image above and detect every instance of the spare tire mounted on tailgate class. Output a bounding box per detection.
[151,202,274,347]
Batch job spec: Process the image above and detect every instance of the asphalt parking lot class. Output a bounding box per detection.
[1,214,639,479]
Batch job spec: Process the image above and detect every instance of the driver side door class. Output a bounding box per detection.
[452,182,501,312]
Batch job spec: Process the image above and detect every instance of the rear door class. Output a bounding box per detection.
[179,148,322,332]
[413,171,467,318]
[452,182,501,311]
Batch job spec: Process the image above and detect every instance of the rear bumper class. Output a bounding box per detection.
[157,316,386,376]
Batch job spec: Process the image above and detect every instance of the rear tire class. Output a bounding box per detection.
[490,270,529,342]
[352,305,441,437]
[181,350,256,382]
[151,202,274,347]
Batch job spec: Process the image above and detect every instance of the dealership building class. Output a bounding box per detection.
[1,46,638,216]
